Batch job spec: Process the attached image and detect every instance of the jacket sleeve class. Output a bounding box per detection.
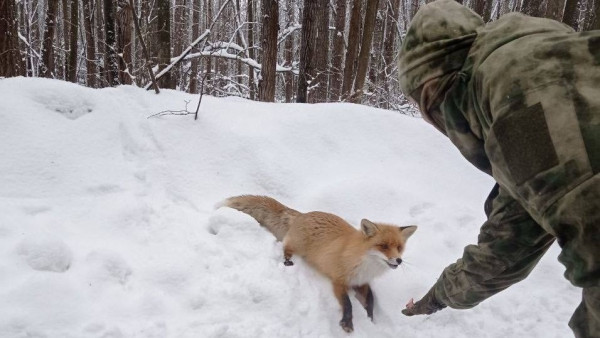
[431,184,555,309]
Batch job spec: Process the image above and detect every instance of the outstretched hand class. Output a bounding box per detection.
[402,290,447,316]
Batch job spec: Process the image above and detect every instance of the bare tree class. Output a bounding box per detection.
[104,0,119,85]
[205,0,213,93]
[471,0,486,17]
[284,0,296,102]
[409,0,419,20]
[521,0,544,17]
[351,0,379,102]
[312,0,330,102]
[157,0,174,88]
[341,0,363,99]
[247,0,256,100]
[60,0,69,79]
[117,0,133,84]
[82,0,97,86]
[0,0,25,77]
[258,0,279,102]
[383,0,400,108]
[96,0,105,84]
[545,0,566,20]
[591,0,600,29]
[40,0,60,78]
[296,0,318,103]
[330,0,347,101]
[67,0,79,82]
[563,0,580,29]
[190,0,202,93]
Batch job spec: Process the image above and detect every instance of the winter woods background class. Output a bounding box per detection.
[1,0,600,110]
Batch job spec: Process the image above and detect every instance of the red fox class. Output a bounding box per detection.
[217,195,417,332]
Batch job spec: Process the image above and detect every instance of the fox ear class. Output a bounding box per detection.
[399,225,417,239]
[361,219,379,237]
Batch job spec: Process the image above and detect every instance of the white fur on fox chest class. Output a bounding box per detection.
[348,251,389,286]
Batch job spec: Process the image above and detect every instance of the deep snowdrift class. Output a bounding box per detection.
[0,78,578,337]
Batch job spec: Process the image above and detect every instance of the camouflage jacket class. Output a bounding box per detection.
[399,0,600,309]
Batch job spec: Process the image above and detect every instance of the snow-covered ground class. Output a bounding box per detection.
[0,78,579,338]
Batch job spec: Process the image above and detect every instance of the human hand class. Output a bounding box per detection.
[402,289,446,316]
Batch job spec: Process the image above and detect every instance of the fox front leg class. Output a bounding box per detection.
[283,244,294,266]
[334,283,353,332]
[353,284,374,321]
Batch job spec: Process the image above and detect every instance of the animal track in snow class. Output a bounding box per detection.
[17,238,72,272]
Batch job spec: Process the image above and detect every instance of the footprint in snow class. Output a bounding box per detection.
[17,238,72,273]
[409,202,434,217]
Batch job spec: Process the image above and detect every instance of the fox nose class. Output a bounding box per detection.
[396,258,403,265]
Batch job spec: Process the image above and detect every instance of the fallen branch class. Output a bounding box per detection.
[144,0,232,90]
[144,29,211,90]
[184,50,298,75]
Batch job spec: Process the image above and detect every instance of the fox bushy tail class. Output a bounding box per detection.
[219,195,300,241]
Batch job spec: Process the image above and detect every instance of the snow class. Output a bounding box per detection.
[0,77,579,337]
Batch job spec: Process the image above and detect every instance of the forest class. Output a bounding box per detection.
[1,0,599,111]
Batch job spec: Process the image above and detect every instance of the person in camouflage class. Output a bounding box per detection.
[397,0,600,336]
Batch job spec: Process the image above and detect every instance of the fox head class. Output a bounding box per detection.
[361,219,417,269]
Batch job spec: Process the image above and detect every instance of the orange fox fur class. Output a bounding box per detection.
[218,195,417,332]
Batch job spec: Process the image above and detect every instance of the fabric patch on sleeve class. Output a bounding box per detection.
[493,103,559,185]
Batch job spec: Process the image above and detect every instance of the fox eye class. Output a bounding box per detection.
[397,246,402,251]
[379,244,389,250]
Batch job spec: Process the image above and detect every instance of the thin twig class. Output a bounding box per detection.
[194,72,209,120]
[147,100,194,119]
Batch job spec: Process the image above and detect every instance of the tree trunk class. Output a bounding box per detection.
[190,0,201,93]
[351,0,379,103]
[590,0,600,29]
[96,0,105,85]
[0,0,25,77]
[67,0,79,82]
[205,0,213,94]
[296,0,318,103]
[341,0,363,99]
[521,0,544,17]
[82,0,97,87]
[482,0,493,21]
[545,0,566,20]
[366,0,383,106]
[104,0,119,86]
[284,0,295,102]
[311,0,330,103]
[330,0,347,102]
[409,0,419,20]
[59,0,68,79]
[563,0,580,30]
[117,1,133,84]
[247,0,256,100]
[157,0,174,88]
[471,0,486,18]
[499,0,511,16]
[40,0,59,78]
[173,0,188,88]
[258,0,279,102]
[383,0,400,108]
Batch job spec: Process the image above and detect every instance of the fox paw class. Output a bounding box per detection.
[283,260,294,266]
[339,319,353,333]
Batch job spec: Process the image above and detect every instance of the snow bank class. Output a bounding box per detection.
[0,78,578,337]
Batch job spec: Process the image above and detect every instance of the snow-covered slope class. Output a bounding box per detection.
[0,78,578,337]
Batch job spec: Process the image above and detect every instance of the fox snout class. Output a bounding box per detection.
[386,257,403,269]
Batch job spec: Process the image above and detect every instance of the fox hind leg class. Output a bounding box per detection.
[353,284,374,321]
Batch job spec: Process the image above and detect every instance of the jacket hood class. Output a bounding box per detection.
[398,0,484,97]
